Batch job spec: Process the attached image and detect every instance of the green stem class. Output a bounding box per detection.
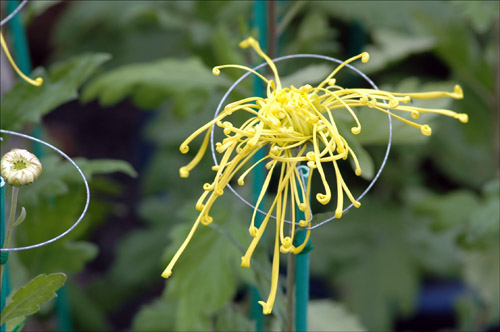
[0,186,18,293]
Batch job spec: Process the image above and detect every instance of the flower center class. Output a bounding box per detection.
[13,159,28,170]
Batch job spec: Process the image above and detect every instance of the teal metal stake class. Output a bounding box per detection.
[249,1,268,331]
[294,166,312,332]
[5,2,73,330]
[1,177,7,332]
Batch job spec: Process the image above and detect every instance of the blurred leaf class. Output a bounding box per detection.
[451,1,500,34]
[82,57,229,110]
[353,78,461,146]
[5,316,25,332]
[1,53,111,131]
[24,1,62,23]
[214,305,254,332]
[314,1,453,33]
[131,298,177,332]
[74,158,138,179]
[461,244,500,325]
[280,64,333,88]
[1,273,66,324]
[23,241,97,275]
[310,197,420,330]
[108,227,168,288]
[163,197,251,331]
[458,179,500,249]
[284,9,339,55]
[67,281,111,332]
[308,300,366,332]
[413,190,480,231]
[358,29,435,74]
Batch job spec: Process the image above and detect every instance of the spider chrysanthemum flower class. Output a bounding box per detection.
[1,148,42,187]
[162,37,467,314]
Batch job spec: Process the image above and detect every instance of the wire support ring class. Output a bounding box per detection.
[210,54,393,230]
[0,0,29,27]
[0,129,90,252]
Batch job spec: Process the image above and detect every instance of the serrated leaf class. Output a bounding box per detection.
[82,57,228,109]
[1,273,67,324]
[1,53,111,131]
[308,300,366,332]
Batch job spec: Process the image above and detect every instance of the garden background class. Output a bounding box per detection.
[1,1,499,331]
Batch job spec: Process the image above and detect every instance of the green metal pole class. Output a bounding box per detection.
[294,166,312,332]
[6,0,44,157]
[1,177,7,332]
[249,1,268,331]
[6,2,72,331]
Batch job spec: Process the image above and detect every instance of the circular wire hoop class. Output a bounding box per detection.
[210,54,393,229]
[0,0,29,27]
[0,129,90,252]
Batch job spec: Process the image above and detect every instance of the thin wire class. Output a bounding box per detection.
[210,54,393,230]
[0,0,29,27]
[0,129,90,252]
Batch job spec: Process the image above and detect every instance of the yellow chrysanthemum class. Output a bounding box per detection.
[162,37,467,314]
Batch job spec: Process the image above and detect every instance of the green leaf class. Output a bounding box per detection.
[73,158,138,179]
[280,64,333,88]
[1,53,111,131]
[310,198,420,330]
[215,305,254,332]
[108,227,168,288]
[82,57,228,109]
[13,207,27,227]
[413,190,480,231]
[450,1,500,34]
[163,197,250,331]
[26,242,98,274]
[353,78,461,146]
[308,300,366,332]
[5,316,25,332]
[461,244,500,325]
[67,281,111,332]
[358,29,435,74]
[132,299,177,332]
[1,273,67,324]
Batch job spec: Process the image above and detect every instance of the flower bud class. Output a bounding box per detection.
[1,149,42,187]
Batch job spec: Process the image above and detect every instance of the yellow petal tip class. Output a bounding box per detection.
[421,125,432,136]
[457,113,468,123]
[179,167,189,178]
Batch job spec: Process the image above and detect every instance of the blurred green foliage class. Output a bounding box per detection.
[1,1,498,331]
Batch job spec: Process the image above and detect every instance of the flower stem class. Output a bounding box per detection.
[0,186,19,290]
